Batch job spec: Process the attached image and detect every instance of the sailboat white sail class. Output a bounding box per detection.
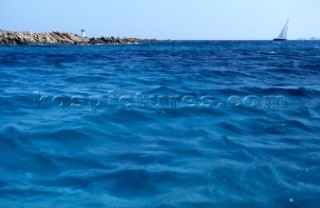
[274,19,289,41]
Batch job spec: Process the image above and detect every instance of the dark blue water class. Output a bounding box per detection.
[0,41,320,207]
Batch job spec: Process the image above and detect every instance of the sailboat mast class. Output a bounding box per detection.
[283,19,289,39]
[275,18,289,41]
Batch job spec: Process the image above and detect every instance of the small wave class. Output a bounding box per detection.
[256,51,277,54]
[239,86,312,97]
[143,86,182,95]
[64,75,106,83]
[201,70,256,78]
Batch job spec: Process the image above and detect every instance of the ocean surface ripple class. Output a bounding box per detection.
[0,41,320,207]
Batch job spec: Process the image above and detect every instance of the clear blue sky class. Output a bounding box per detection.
[1,0,319,40]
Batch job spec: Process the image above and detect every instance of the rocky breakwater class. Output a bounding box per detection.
[0,30,157,45]
[0,31,88,45]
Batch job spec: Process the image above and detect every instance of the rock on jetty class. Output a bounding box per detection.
[88,36,156,45]
[0,31,87,45]
[0,30,156,45]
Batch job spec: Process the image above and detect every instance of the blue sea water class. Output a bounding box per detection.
[0,41,320,208]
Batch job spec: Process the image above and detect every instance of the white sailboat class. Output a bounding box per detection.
[273,19,289,41]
